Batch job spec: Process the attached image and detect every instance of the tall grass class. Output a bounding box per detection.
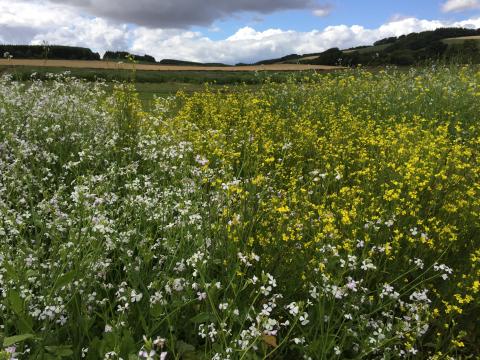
[0,66,479,359]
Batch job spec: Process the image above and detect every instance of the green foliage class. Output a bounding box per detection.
[103,51,156,63]
[0,45,100,60]
[373,36,397,46]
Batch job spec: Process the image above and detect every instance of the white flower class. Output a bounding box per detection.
[139,349,156,360]
[131,290,143,303]
[195,155,209,166]
[292,337,305,344]
[300,312,309,325]
[309,286,319,299]
[197,292,207,301]
[346,278,358,292]
[361,259,377,270]
[81,348,88,358]
[286,302,299,316]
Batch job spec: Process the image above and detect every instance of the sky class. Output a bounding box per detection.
[1,0,480,64]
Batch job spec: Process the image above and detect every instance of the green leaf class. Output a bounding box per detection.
[149,303,164,318]
[120,329,136,356]
[190,312,212,324]
[6,291,33,333]
[8,290,23,315]
[3,333,34,347]
[176,340,195,355]
[3,261,18,281]
[53,271,76,291]
[45,345,74,357]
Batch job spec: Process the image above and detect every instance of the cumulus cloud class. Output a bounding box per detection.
[1,1,480,64]
[0,1,129,50]
[442,0,480,13]
[47,0,319,28]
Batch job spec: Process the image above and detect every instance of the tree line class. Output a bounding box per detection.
[0,45,157,63]
[0,45,101,60]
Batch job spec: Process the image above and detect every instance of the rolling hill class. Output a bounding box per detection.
[253,27,480,67]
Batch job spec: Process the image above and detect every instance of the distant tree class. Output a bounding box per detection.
[309,48,343,65]
[373,37,397,46]
[103,51,156,63]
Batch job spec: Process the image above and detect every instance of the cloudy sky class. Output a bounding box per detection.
[1,0,480,64]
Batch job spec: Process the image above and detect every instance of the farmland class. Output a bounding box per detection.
[0,66,480,359]
[0,59,340,72]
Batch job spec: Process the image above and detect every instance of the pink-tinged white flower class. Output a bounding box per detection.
[139,349,156,360]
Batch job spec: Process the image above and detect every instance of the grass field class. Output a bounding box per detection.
[1,66,480,359]
[0,59,340,72]
[443,35,480,43]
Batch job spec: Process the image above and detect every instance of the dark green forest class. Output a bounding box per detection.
[0,45,100,60]
[103,51,156,63]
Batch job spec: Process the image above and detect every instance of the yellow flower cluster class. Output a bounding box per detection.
[157,66,480,356]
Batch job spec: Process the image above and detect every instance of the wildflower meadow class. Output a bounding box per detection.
[0,67,479,359]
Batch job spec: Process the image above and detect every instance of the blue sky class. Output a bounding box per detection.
[2,0,480,63]
[199,0,480,39]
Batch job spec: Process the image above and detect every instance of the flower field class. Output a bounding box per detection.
[0,67,479,359]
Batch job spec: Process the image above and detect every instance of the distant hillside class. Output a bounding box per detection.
[255,27,480,67]
[251,54,303,65]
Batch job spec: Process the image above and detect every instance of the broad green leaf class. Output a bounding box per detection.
[3,333,34,347]
[45,345,74,357]
[53,271,76,291]
[190,312,212,323]
[3,262,18,281]
[8,290,23,315]
[149,303,164,317]
[176,340,195,355]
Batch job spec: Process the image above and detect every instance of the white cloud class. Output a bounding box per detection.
[313,5,333,17]
[442,0,480,13]
[0,1,129,51]
[1,1,480,64]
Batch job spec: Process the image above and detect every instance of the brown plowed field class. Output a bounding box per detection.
[0,59,341,71]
